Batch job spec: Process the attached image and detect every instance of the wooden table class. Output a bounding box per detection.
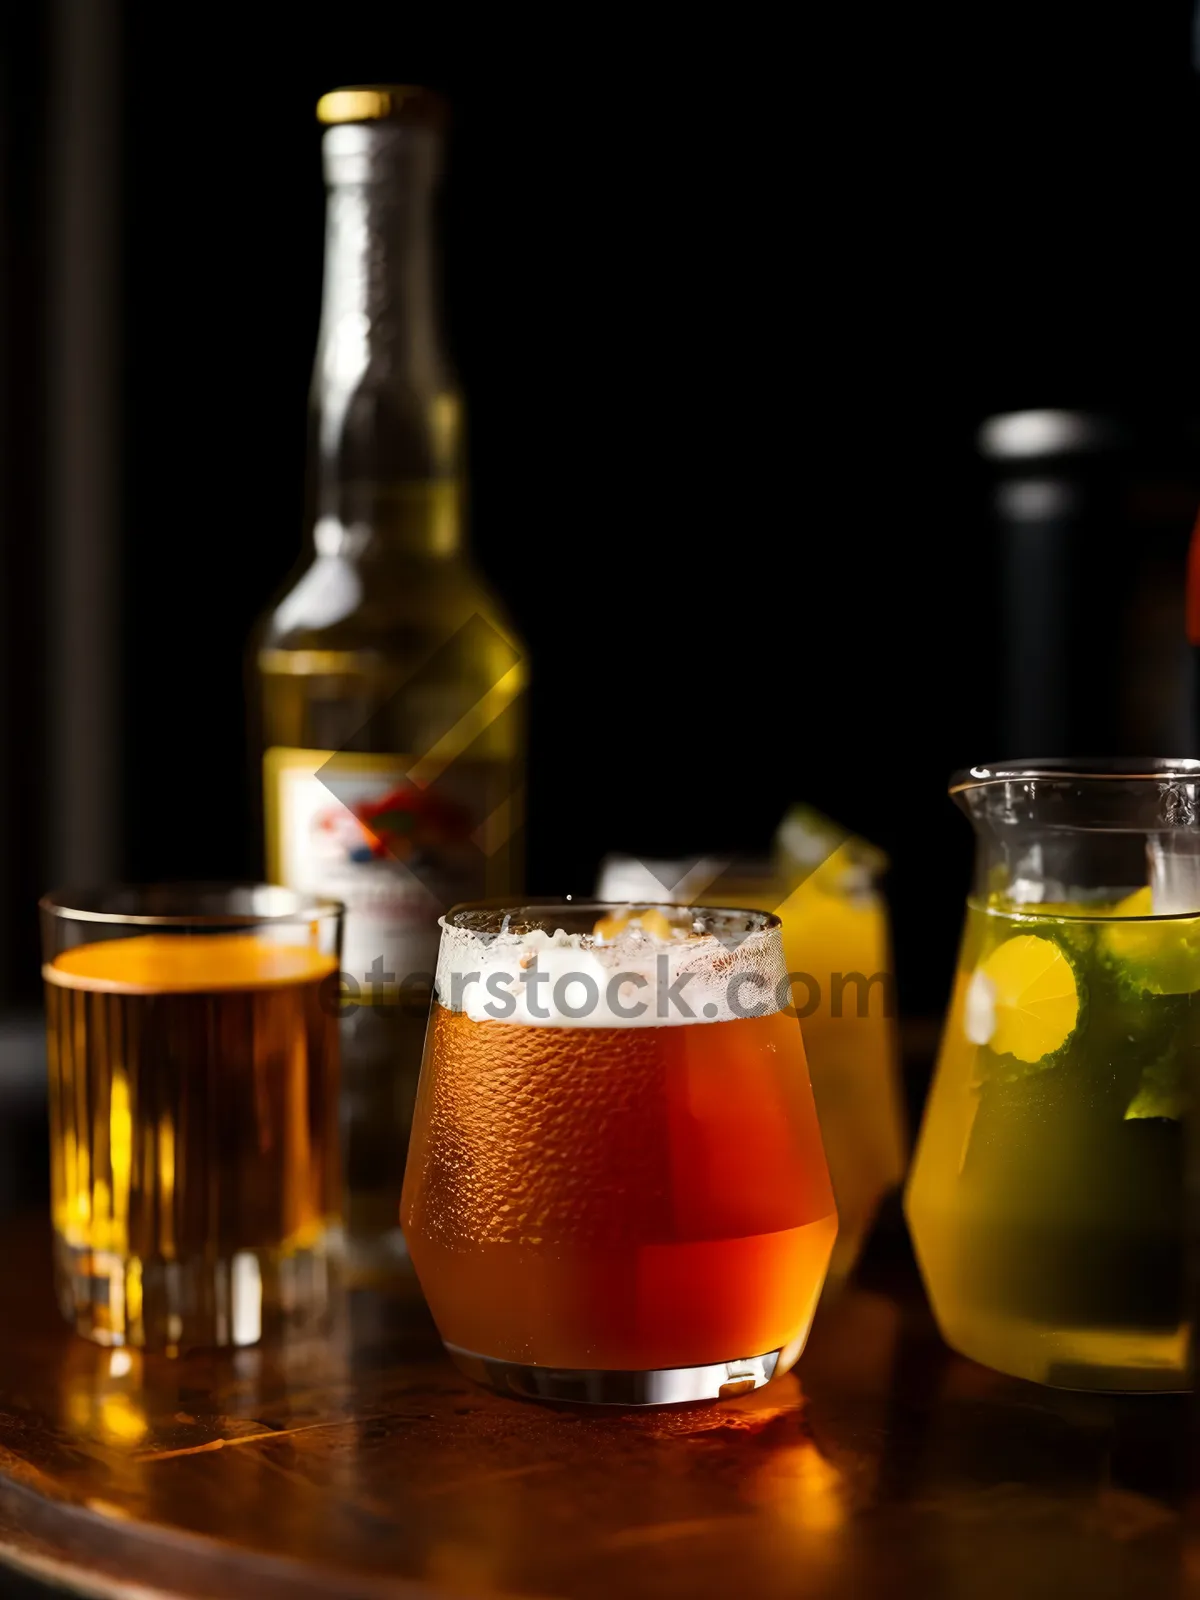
[0,1208,1187,1599]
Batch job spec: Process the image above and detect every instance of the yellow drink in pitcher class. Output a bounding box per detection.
[905,892,1189,1390]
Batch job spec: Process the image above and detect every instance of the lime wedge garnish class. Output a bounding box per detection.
[970,934,1079,1064]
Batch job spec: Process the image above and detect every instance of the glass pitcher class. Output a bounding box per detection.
[905,759,1195,1391]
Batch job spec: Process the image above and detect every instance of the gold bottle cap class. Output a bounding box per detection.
[316,85,448,129]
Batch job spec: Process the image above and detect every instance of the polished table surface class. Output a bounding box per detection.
[0,1209,1188,1600]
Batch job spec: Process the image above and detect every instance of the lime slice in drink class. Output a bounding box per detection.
[1100,892,1200,995]
[1110,887,1154,916]
[966,934,1080,1065]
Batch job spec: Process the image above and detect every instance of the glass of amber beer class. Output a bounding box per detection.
[40,885,343,1352]
[401,902,837,1404]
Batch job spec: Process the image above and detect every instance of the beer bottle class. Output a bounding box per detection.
[251,86,526,1269]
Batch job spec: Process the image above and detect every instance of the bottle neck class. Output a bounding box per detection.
[311,123,463,558]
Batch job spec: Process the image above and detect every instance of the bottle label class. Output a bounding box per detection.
[264,747,502,999]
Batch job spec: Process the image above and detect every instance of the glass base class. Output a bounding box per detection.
[929,1302,1191,1393]
[445,1343,783,1405]
[54,1231,341,1352]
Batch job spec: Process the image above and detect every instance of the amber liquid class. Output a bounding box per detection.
[401,1006,837,1372]
[44,934,341,1350]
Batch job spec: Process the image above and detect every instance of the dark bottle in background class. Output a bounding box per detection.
[1187,506,1200,749]
[979,409,1199,759]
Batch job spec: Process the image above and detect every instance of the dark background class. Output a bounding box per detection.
[0,16,1197,1587]
[3,0,1200,1039]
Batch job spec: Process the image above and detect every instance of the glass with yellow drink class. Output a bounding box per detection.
[598,814,907,1287]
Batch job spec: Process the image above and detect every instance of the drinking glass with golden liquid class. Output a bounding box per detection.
[40,887,344,1351]
[401,903,837,1404]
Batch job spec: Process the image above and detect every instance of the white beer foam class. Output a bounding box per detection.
[434,915,787,1028]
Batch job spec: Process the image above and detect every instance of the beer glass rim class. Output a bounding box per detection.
[951,758,1200,794]
[442,899,783,934]
[39,882,344,928]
